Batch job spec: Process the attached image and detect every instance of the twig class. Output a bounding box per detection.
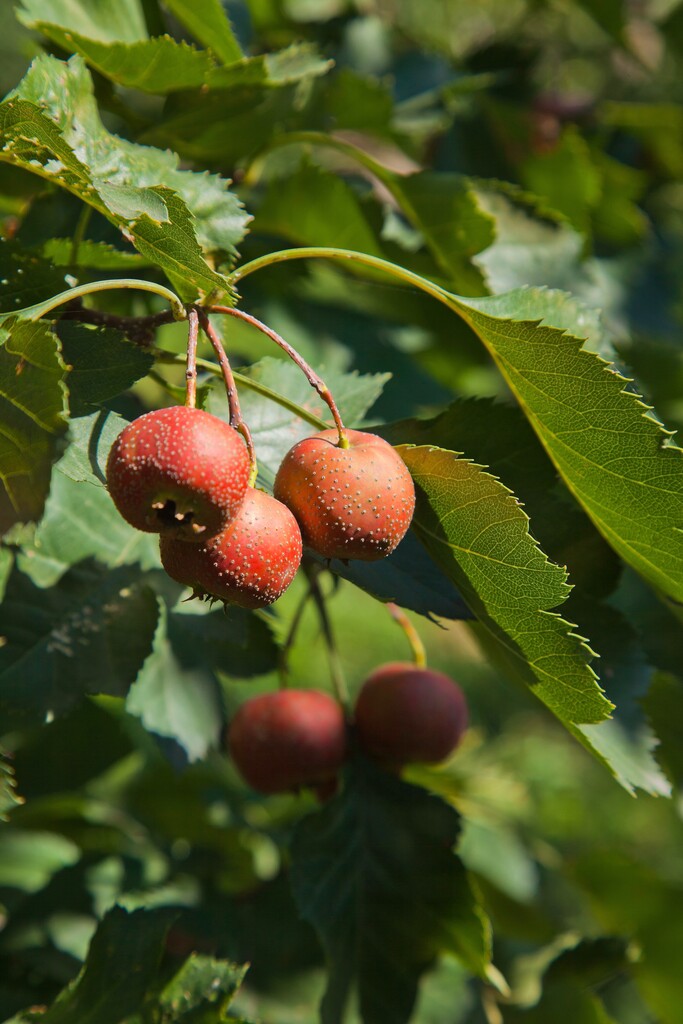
[184,307,199,409]
[58,302,176,345]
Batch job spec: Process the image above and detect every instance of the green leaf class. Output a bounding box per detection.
[387,171,493,294]
[17,461,160,587]
[125,600,225,762]
[399,445,611,727]
[162,0,243,65]
[41,905,176,1024]
[0,828,79,892]
[18,0,217,92]
[0,55,247,296]
[0,561,160,732]
[170,601,279,680]
[58,321,154,415]
[0,316,67,534]
[157,953,247,1022]
[254,163,385,262]
[448,289,683,605]
[41,237,147,270]
[290,756,491,1024]
[56,408,126,487]
[0,238,72,314]
[18,0,148,44]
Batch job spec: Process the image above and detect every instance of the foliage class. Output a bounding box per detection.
[0,2,682,1023]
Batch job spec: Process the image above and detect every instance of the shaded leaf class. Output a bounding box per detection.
[157,953,247,1022]
[0,316,67,534]
[126,600,225,762]
[642,673,683,790]
[290,755,490,1024]
[0,561,160,732]
[0,748,23,820]
[0,238,72,314]
[41,905,176,1024]
[58,321,154,416]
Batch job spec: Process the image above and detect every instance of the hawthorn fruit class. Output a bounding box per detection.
[227,689,348,794]
[354,662,468,766]
[107,406,250,541]
[160,486,303,608]
[273,428,415,561]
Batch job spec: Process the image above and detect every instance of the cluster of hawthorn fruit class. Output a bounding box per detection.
[105,353,468,795]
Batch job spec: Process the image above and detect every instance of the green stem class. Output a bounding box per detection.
[229,247,453,311]
[155,352,329,430]
[387,603,427,669]
[11,278,187,323]
[69,204,93,269]
[277,586,314,689]
[305,564,350,710]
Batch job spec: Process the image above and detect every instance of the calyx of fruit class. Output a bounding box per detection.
[273,428,415,561]
[107,406,250,541]
[160,486,303,608]
[227,689,348,794]
[353,662,468,765]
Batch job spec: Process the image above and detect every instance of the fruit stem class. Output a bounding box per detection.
[305,563,350,710]
[387,602,427,668]
[277,586,314,689]
[155,351,329,430]
[184,306,199,409]
[207,305,349,448]
[196,308,258,484]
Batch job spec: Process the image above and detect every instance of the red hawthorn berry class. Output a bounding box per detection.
[227,689,348,794]
[160,487,303,608]
[354,662,468,766]
[273,428,415,561]
[106,406,250,541]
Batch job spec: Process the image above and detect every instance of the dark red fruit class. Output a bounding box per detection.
[107,406,250,541]
[227,690,348,794]
[273,428,415,561]
[160,487,303,608]
[354,662,468,766]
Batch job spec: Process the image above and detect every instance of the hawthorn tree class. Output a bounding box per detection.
[1,2,682,1023]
